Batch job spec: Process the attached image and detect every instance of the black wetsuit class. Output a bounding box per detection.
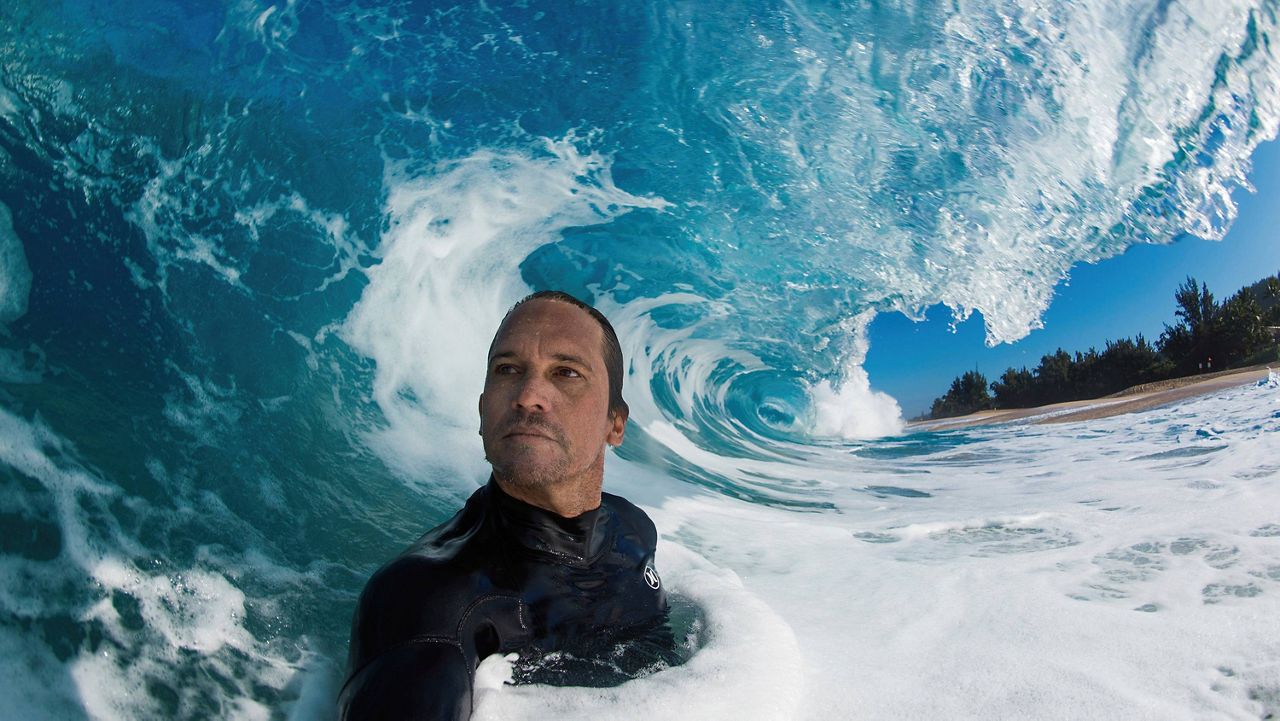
[339,478,667,721]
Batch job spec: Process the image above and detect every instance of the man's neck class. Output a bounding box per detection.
[493,475,603,518]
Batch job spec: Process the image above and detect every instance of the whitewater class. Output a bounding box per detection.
[1,0,1279,719]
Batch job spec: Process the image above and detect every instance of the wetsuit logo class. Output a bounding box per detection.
[643,565,660,590]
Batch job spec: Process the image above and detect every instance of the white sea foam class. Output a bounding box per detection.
[233,192,369,298]
[0,85,24,120]
[0,347,42,384]
[0,201,32,325]
[467,376,1280,720]
[808,311,905,439]
[124,144,252,294]
[473,543,805,721]
[0,407,317,719]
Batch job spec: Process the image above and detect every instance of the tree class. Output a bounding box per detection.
[1157,322,1194,370]
[1256,274,1280,325]
[1097,335,1162,392]
[1215,288,1269,364]
[1159,276,1218,373]
[1173,276,1215,336]
[1033,349,1074,404]
[1073,347,1105,398]
[990,367,1035,408]
[929,370,993,419]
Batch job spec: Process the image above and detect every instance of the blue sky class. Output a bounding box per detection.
[866,138,1280,418]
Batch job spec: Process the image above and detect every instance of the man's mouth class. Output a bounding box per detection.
[504,428,559,442]
[499,412,562,443]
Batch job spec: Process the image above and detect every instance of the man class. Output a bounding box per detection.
[339,291,667,720]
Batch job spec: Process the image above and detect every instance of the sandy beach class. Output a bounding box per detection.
[911,365,1277,431]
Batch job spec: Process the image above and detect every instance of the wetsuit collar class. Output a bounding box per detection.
[487,478,610,566]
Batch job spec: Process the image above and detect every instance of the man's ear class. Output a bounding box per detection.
[606,406,628,447]
[477,394,484,436]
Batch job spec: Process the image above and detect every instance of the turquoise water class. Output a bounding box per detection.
[1,2,1279,718]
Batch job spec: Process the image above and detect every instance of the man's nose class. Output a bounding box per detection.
[513,373,550,412]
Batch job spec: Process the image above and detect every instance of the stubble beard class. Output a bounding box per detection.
[486,444,569,488]
[484,411,572,488]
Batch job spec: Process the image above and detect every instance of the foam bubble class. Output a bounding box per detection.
[0,202,32,325]
[0,347,42,383]
[0,86,24,120]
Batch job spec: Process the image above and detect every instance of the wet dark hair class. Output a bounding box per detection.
[496,290,628,417]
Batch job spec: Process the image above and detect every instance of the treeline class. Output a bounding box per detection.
[927,272,1280,419]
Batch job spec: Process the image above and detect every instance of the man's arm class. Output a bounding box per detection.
[338,555,478,721]
[338,553,529,721]
[337,640,472,721]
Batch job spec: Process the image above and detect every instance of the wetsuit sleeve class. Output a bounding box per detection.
[338,640,472,721]
[338,548,529,721]
[338,555,478,721]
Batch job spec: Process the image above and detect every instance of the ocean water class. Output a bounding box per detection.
[1,1,1278,719]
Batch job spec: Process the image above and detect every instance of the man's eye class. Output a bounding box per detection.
[494,364,519,375]
[556,367,581,378]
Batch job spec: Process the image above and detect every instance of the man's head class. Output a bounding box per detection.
[479,291,628,509]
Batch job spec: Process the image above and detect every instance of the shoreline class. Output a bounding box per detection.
[909,365,1276,431]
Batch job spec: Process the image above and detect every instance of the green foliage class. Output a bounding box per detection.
[1157,273,1275,372]
[927,270,1280,417]
[1245,273,1280,323]
[929,370,992,419]
[1034,349,1073,401]
[980,336,1163,410]
[1216,288,1270,363]
[1098,334,1162,388]
[990,367,1035,408]
[1158,276,1216,373]
[1241,343,1280,366]
[1174,276,1215,335]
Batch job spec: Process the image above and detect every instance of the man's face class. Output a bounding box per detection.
[479,299,626,490]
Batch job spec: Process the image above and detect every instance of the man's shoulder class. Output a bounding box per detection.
[363,548,470,599]
[348,496,506,667]
[355,491,494,618]
[353,548,479,645]
[601,491,658,549]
